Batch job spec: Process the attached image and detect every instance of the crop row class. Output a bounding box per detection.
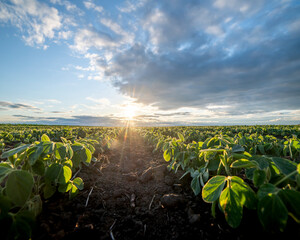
[0,126,120,239]
[138,126,300,232]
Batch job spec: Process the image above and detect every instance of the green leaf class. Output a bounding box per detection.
[250,156,269,170]
[72,147,92,166]
[62,159,73,169]
[11,210,35,240]
[230,176,257,209]
[278,189,300,222]
[253,169,267,188]
[60,137,68,144]
[258,145,265,154]
[232,152,252,160]
[28,144,44,165]
[71,142,84,152]
[27,195,42,217]
[43,183,56,199]
[55,142,67,160]
[219,186,243,228]
[58,181,72,193]
[232,145,245,153]
[86,143,95,154]
[257,183,279,200]
[245,168,255,180]
[6,170,34,207]
[230,159,258,169]
[0,166,13,182]
[177,133,185,142]
[0,162,13,168]
[41,134,50,142]
[271,157,297,179]
[31,160,45,176]
[163,149,171,162]
[191,176,201,195]
[0,195,12,219]
[45,163,62,184]
[58,166,72,184]
[202,175,226,203]
[41,141,54,155]
[207,157,220,171]
[71,151,81,169]
[83,148,92,164]
[66,143,73,159]
[296,175,300,188]
[297,163,300,174]
[69,184,79,199]
[73,177,84,190]
[258,194,288,232]
[1,144,30,159]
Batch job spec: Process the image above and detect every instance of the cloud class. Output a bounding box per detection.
[118,0,147,13]
[50,111,66,113]
[0,101,40,111]
[83,1,103,13]
[0,0,63,47]
[46,99,61,104]
[205,25,224,36]
[100,18,134,44]
[104,1,300,116]
[12,114,123,126]
[1,0,299,125]
[58,30,72,40]
[71,28,116,52]
[50,0,77,11]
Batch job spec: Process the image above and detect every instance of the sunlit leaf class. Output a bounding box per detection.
[202,175,226,203]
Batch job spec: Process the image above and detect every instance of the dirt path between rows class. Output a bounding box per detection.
[34,129,300,240]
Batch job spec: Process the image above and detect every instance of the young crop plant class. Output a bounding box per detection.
[201,139,300,231]
[0,134,97,239]
[139,126,300,232]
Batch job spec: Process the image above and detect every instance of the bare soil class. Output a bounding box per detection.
[34,129,300,240]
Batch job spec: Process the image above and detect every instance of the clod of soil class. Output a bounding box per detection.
[139,167,153,183]
[161,193,186,208]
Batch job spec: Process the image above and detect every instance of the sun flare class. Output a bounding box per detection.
[123,104,137,120]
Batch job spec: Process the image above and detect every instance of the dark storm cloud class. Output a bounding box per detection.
[0,101,40,111]
[105,0,300,115]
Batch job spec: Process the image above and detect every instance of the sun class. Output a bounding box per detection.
[123,104,137,120]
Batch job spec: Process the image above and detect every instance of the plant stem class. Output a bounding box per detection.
[274,170,297,186]
[217,161,223,175]
[211,200,217,218]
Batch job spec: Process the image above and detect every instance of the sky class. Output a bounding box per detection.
[0,0,299,126]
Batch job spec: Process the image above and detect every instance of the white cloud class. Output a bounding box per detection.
[100,18,134,44]
[0,0,63,47]
[213,0,263,15]
[75,53,108,72]
[58,30,72,39]
[118,0,147,13]
[206,105,231,109]
[46,99,61,104]
[205,25,224,36]
[71,28,116,52]
[83,1,103,13]
[50,0,81,13]
[143,8,168,46]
